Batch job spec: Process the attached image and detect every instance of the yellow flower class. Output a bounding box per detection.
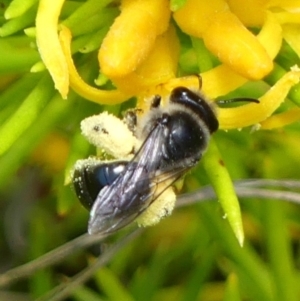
[1,0,300,253]
[32,0,300,130]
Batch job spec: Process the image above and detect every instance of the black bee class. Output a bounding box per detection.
[72,87,257,235]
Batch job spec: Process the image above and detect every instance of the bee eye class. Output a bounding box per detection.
[170,87,218,133]
[170,87,190,103]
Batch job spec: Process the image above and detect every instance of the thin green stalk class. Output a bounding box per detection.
[0,5,37,37]
[29,209,54,299]
[287,83,300,106]
[191,37,214,72]
[94,267,134,301]
[67,8,118,37]
[180,243,216,301]
[0,74,42,112]
[265,63,300,106]
[0,93,72,190]
[60,2,82,19]
[62,0,112,31]
[262,201,298,301]
[79,25,110,53]
[5,0,38,19]
[223,274,241,301]
[72,286,104,301]
[170,0,188,11]
[203,138,244,246]
[200,202,273,301]
[0,73,54,156]
[0,37,39,73]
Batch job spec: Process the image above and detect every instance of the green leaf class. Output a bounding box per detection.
[5,0,38,19]
[262,201,298,301]
[223,274,241,301]
[0,73,54,156]
[203,138,244,246]
[73,286,105,301]
[170,0,187,11]
[94,266,134,301]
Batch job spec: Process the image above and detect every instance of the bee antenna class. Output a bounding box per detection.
[216,98,259,105]
[195,74,203,90]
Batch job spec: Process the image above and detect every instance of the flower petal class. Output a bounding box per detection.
[36,0,69,98]
[59,26,131,105]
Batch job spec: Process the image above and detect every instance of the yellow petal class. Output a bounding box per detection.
[36,0,69,99]
[273,11,300,24]
[174,0,273,80]
[59,26,131,105]
[202,11,273,80]
[260,108,300,129]
[268,0,300,12]
[201,12,281,98]
[201,65,247,98]
[257,11,282,60]
[226,0,269,26]
[218,67,300,129]
[112,25,180,95]
[98,0,170,78]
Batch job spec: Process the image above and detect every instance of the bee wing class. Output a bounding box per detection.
[88,122,191,235]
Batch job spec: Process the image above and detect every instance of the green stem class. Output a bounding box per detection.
[191,37,214,73]
[5,0,38,19]
[223,274,241,301]
[0,6,37,37]
[200,202,273,301]
[62,0,113,31]
[262,201,298,301]
[0,37,39,73]
[265,63,300,106]
[0,93,72,190]
[79,25,110,53]
[0,73,40,110]
[203,138,244,246]
[0,73,54,156]
[65,7,118,37]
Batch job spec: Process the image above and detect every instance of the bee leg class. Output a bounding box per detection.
[122,108,145,134]
[151,95,161,108]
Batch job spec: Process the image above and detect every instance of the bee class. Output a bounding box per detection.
[72,86,257,235]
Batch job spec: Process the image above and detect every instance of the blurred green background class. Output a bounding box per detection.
[1,0,300,301]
